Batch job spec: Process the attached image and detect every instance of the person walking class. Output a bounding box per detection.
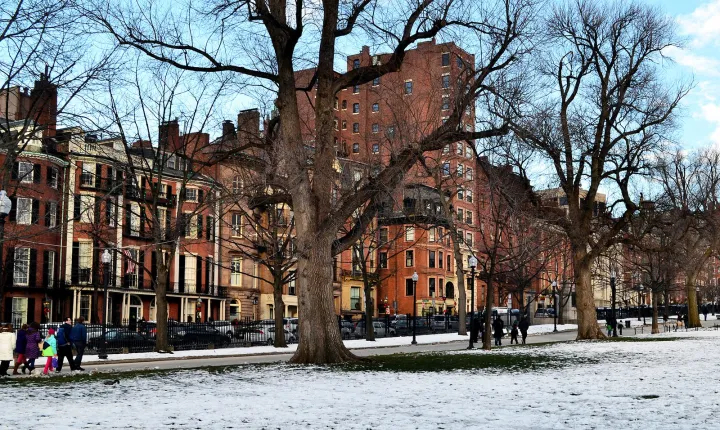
[0,324,15,376]
[24,322,42,374]
[492,317,505,347]
[683,313,689,329]
[41,328,57,375]
[510,321,519,345]
[518,317,529,345]
[70,317,87,371]
[12,324,27,375]
[55,317,75,372]
[702,305,708,322]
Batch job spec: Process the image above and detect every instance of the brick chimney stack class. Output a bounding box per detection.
[222,120,236,140]
[237,109,260,138]
[159,119,180,151]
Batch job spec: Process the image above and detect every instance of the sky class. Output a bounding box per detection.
[649,0,720,150]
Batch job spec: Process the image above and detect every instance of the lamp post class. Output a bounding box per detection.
[0,191,11,314]
[468,256,477,349]
[551,281,558,332]
[99,249,112,360]
[411,272,418,345]
[638,284,644,323]
[610,267,617,337]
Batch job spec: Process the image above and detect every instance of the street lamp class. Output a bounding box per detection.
[0,191,11,307]
[411,272,418,345]
[610,266,617,337]
[197,298,203,323]
[638,284,644,323]
[551,281,558,333]
[468,256,478,349]
[99,249,112,360]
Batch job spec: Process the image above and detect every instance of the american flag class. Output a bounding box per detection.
[124,249,136,274]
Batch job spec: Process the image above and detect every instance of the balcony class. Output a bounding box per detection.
[170,282,228,297]
[125,187,177,207]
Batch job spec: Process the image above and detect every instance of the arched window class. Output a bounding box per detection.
[445,282,455,299]
[229,299,241,321]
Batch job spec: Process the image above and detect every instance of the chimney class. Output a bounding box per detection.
[222,120,236,140]
[361,45,370,56]
[159,119,180,151]
[30,72,58,138]
[237,109,260,138]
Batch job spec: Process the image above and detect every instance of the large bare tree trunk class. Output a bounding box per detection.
[364,279,375,341]
[651,290,660,334]
[273,278,287,348]
[291,235,358,364]
[454,244,467,336]
[686,275,701,328]
[573,249,605,339]
[155,258,170,351]
[482,279,494,350]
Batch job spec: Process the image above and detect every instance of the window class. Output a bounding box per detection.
[405,226,415,241]
[458,187,464,200]
[351,287,361,310]
[79,242,93,284]
[185,188,197,202]
[466,190,473,203]
[80,195,94,224]
[232,176,243,194]
[126,248,139,288]
[405,250,414,267]
[466,168,473,180]
[13,247,30,285]
[466,145,473,159]
[372,77,380,86]
[185,255,197,293]
[439,251,444,268]
[353,123,360,133]
[230,257,242,286]
[404,80,413,95]
[342,100,347,109]
[47,201,57,228]
[457,56,464,68]
[353,169,362,183]
[386,126,395,138]
[429,228,436,242]
[342,120,347,130]
[443,145,450,154]
[442,74,450,89]
[466,211,473,225]
[186,214,198,239]
[47,250,55,287]
[352,59,360,69]
[456,142,463,155]
[372,123,379,133]
[372,103,379,112]
[447,255,451,271]
[371,143,379,154]
[18,162,33,183]
[429,250,436,268]
[353,84,360,94]
[442,96,450,111]
[405,278,414,296]
[166,155,176,170]
[442,163,450,176]
[229,300,240,320]
[16,197,32,225]
[79,295,90,322]
[441,52,450,66]
[429,278,436,297]
[466,232,473,247]
[231,213,242,237]
[156,207,165,238]
[379,252,388,269]
[457,208,464,222]
[352,143,360,153]
[288,274,296,295]
[81,162,94,186]
[48,167,58,189]
[457,164,464,176]
[353,103,360,113]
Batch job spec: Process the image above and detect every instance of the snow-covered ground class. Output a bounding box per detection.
[68,324,575,364]
[3,330,718,428]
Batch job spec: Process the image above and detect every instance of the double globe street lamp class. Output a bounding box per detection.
[411,271,419,345]
[99,249,112,360]
[0,191,12,305]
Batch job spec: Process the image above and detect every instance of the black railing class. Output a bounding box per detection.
[169,282,226,297]
[125,187,177,207]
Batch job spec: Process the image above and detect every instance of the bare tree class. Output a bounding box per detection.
[507,2,688,339]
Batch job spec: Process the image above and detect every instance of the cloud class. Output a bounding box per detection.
[677,0,720,47]
[699,103,720,146]
[662,46,720,76]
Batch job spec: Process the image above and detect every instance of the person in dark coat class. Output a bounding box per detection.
[129,317,137,332]
[470,317,479,343]
[492,317,505,346]
[702,305,708,321]
[70,317,87,371]
[55,317,75,372]
[12,324,28,375]
[518,317,530,344]
[510,321,519,344]
[683,313,689,327]
[23,322,42,374]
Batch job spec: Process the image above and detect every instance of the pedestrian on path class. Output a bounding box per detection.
[683,314,689,328]
[12,324,27,375]
[606,322,612,337]
[518,317,529,345]
[0,324,15,376]
[492,317,504,346]
[70,317,87,371]
[702,305,708,321]
[56,317,75,372]
[510,321,519,344]
[42,328,57,375]
[24,322,42,374]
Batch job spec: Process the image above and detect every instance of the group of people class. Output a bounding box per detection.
[470,315,531,346]
[0,317,88,377]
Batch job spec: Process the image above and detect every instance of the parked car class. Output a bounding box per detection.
[352,320,387,338]
[390,318,431,336]
[431,315,459,331]
[87,330,156,352]
[172,326,232,347]
[340,321,354,339]
[284,318,299,334]
[238,327,296,345]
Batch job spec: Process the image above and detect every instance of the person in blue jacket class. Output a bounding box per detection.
[70,317,87,371]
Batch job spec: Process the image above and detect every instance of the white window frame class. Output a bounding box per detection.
[47,250,55,287]
[185,254,197,293]
[49,167,59,189]
[130,202,141,236]
[80,194,94,224]
[230,257,242,287]
[81,162,95,187]
[78,241,93,284]
[404,80,413,95]
[186,214,198,239]
[231,213,242,237]
[48,201,57,228]
[166,154,176,170]
[18,162,33,183]
[127,248,139,288]
[185,188,198,202]
[232,176,243,194]
[13,247,30,286]
[16,197,32,225]
[405,226,415,242]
